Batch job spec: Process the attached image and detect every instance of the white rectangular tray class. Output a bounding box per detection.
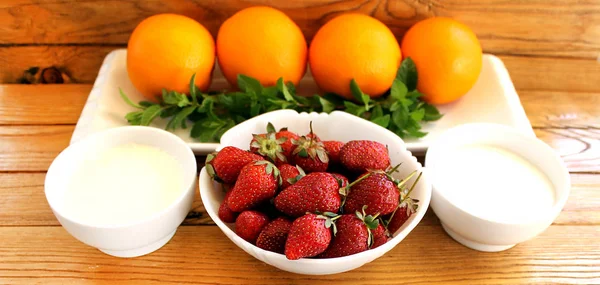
[71,49,534,155]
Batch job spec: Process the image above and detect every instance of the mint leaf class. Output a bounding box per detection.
[370,105,384,120]
[277,78,295,102]
[125,111,143,125]
[262,86,279,98]
[119,88,143,109]
[344,101,367,117]
[163,91,190,107]
[140,105,162,126]
[238,74,262,94]
[371,114,390,128]
[407,129,428,138]
[167,105,196,130]
[423,103,443,121]
[392,108,408,129]
[189,73,198,105]
[350,79,371,111]
[390,80,408,101]
[314,95,335,113]
[410,108,425,123]
[139,101,155,108]
[396,57,418,91]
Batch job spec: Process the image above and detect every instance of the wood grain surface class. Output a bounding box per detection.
[2,0,600,88]
[2,0,600,59]
[0,225,598,284]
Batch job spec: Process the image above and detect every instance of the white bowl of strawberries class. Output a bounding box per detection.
[199,109,431,275]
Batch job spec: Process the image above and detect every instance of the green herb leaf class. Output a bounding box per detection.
[277,78,295,102]
[314,95,335,113]
[396,57,418,91]
[423,103,443,121]
[189,73,198,105]
[238,74,262,94]
[119,88,143,109]
[370,105,384,120]
[371,114,390,128]
[140,105,162,126]
[350,79,371,111]
[390,80,408,101]
[167,106,196,130]
[343,101,367,117]
[410,108,425,123]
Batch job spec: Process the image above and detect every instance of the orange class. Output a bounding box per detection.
[401,17,482,105]
[127,14,215,101]
[309,13,401,100]
[216,6,307,88]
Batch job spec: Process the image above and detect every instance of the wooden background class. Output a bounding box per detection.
[1,0,600,92]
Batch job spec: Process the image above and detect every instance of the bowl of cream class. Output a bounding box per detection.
[45,126,197,258]
[425,123,570,252]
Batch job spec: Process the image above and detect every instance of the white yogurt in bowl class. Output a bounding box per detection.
[45,126,197,258]
[62,143,185,226]
[425,123,570,252]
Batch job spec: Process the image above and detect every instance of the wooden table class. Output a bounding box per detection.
[0,84,598,284]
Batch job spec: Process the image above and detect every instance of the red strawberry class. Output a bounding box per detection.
[343,171,399,216]
[305,132,321,142]
[291,137,329,173]
[319,209,380,258]
[218,190,238,223]
[274,172,341,217]
[323,140,344,165]
[330,173,349,188]
[256,217,293,254]
[226,161,281,212]
[386,171,422,234]
[371,223,391,249]
[206,146,264,184]
[235,210,270,244]
[285,213,337,260]
[250,123,299,166]
[339,140,391,173]
[279,164,305,190]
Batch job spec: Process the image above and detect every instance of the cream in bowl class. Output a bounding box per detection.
[425,123,570,252]
[45,126,197,257]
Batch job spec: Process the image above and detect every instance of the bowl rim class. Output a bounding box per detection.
[200,110,432,265]
[424,122,571,226]
[45,125,198,229]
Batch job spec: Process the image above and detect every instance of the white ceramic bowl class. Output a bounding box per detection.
[425,123,570,252]
[45,126,197,258]
[199,110,432,275]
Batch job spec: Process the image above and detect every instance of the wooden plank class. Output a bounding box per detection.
[0,225,598,284]
[534,128,600,173]
[0,125,73,172]
[0,85,90,125]
[520,90,600,128]
[2,0,600,59]
[1,85,598,128]
[500,55,600,93]
[0,46,114,84]
[1,172,597,227]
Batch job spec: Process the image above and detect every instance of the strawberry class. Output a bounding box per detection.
[205,146,264,184]
[371,223,391,249]
[386,173,421,234]
[235,210,270,244]
[218,190,238,223]
[285,213,337,260]
[291,137,329,173]
[274,172,341,217]
[323,140,344,166]
[226,160,281,212]
[250,123,299,166]
[279,164,305,190]
[319,208,380,258]
[330,173,349,188]
[256,217,293,254]
[343,171,399,216]
[339,140,391,173]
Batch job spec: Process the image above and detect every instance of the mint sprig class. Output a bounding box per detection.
[120,57,442,142]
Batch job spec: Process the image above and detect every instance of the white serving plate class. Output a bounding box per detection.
[71,48,534,154]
